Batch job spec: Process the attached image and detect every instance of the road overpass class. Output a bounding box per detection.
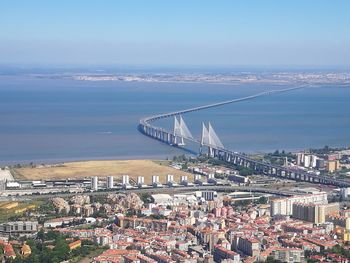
[3,185,300,201]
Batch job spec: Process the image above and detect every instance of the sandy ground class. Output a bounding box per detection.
[0,169,14,181]
[13,160,193,184]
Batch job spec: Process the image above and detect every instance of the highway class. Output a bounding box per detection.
[4,185,300,201]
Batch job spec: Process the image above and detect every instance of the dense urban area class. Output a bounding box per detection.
[1,147,350,262]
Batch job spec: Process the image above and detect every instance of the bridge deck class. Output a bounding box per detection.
[138,84,350,188]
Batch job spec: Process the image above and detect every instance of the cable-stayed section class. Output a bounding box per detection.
[173,116,181,136]
[200,122,224,149]
[179,115,194,140]
[208,122,224,149]
[173,115,194,146]
[201,122,210,146]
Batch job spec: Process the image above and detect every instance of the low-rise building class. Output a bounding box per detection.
[270,247,304,263]
[214,245,240,263]
[0,221,38,235]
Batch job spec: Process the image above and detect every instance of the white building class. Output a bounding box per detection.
[341,187,350,200]
[296,153,304,166]
[152,194,173,205]
[152,175,161,187]
[106,176,114,189]
[194,174,203,185]
[304,155,311,168]
[122,175,130,187]
[270,192,328,216]
[137,176,145,187]
[91,177,98,191]
[180,175,188,186]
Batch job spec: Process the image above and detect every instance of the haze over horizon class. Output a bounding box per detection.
[1,0,350,68]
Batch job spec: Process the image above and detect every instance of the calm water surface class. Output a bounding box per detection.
[0,76,350,164]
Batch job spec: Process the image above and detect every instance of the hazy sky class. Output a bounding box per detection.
[1,0,350,67]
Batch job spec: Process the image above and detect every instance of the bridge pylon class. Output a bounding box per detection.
[173,115,194,146]
[200,122,224,157]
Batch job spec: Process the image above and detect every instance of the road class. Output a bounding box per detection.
[3,185,302,201]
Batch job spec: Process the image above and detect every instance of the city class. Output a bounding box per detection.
[1,145,350,262]
[1,1,350,263]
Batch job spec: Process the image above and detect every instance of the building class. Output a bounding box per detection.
[270,247,304,263]
[152,175,161,187]
[137,176,145,187]
[21,243,31,257]
[91,176,98,191]
[270,192,328,216]
[93,249,140,263]
[296,153,304,166]
[52,197,70,214]
[341,187,350,200]
[180,175,188,185]
[200,191,218,201]
[228,174,248,184]
[304,155,311,167]
[233,236,260,257]
[0,221,38,235]
[116,216,171,232]
[68,240,82,251]
[166,174,177,187]
[4,243,16,260]
[194,174,203,184]
[316,159,325,169]
[326,214,350,230]
[292,202,339,224]
[107,176,114,189]
[213,245,240,263]
[122,175,130,186]
[326,160,340,173]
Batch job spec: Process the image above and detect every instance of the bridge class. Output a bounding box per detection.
[138,86,350,188]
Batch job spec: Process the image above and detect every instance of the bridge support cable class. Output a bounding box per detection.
[208,122,224,149]
[173,115,195,146]
[200,122,225,155]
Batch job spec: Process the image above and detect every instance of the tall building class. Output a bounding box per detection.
[122,175,130,186]
[341,187,350,200]
[296,153,304,166]
[316,159,325,169]
[180,175,188,185]
[91,176,98,191]
[137,176,145,187]
[201,191,217,201]
[152,175,161,187]
[304,155,311,167]
[326,160,340,173]
[292,202,339,224]
[311,155,318,168]
[107,176,114,189]
[270,192,328,216]
[166,174,174,183]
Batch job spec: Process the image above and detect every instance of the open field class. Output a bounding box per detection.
[0,200,43,223]
[13,160,193,184]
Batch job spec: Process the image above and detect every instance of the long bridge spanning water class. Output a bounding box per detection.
[138,86,350,188]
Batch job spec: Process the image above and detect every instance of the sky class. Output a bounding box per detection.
[1,0,350,68]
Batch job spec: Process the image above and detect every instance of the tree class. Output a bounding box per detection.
[258,196,268,204]
[140,193,154,204]
[265,256,283,263]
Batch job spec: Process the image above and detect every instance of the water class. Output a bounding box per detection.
[0,75,350,165]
